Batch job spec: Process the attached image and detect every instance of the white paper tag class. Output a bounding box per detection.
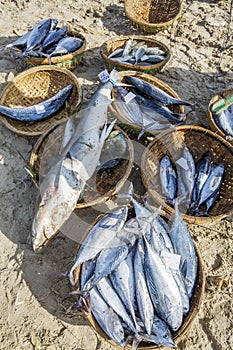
[176,157,189,170]
[124,92,136,104]
[35,104,45,114]
[160,251,181,270]
[98,70,110,84]
[140,54,149,62]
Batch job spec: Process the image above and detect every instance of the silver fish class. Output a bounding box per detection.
[143,236,183,331]
[213,104,233,138]
[108,48,124,59]
[134,237,154,335]
[169,204,198,298]
[160,155,177,202]
[32,70,119,252]
[68,206,128,285]
[83,218,140,291]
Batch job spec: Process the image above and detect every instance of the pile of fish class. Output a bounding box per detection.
[0,84,73,123]
[31,70,120,252]
[211,93,233,140]
[159,149,225,215]
[112,75,194,138]
[107,39,167,66]
[6,18,84,61]
[68,188,198,349]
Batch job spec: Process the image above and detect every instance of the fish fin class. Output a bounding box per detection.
[103,119,116,140]
[116,181,134,200]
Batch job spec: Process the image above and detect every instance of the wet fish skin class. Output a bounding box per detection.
[160,155,177,202]
[134,237,154,335]
[6,30,32,50]
[40,25,67,52]
[204,190,220,214]
[169,204,198,298]
[125,75,194,108]
[48,36,83,57]
[108,48,124,59]
[143,236,183,331]
[213,105,233,138]
[0,84,73,123]
[68,206,128,285]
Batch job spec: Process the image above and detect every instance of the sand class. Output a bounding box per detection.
[0,0,233,349]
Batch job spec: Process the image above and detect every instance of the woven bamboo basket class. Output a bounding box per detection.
[0,65,82,137]
[110,70,185,135]
[125,0,182,33]
[100,36,170,75]
[72,212,205,350]
[207,89,233,144]
[26,23,86,70]
[141,125,233,224]
[29,121,134,209]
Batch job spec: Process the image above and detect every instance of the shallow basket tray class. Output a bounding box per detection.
[0,65,82,137]
[125,0,182,33]
[207,89,233,144]
[141,125,233,224]
[72,212,205,350]
[29,121,134,209]
[100,36,170,75]
[26,23,86,70]
[110,70,185,135]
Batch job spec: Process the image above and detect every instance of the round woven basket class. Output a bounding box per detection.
[207,89,233,144]
[0,65,82,137]
[26,24,86,70]
[29,121,134,209]
[141,125,233,224]
[72,213,205,350]
[100,36,170,75]
[110,70,185,135]
[125,0,182,33]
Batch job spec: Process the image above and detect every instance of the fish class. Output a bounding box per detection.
[122,39,137,57]
[83,217,140,291]
[143,236,183,331]
[204,190,220,214]
[25,18,53,53]
[5,30,32,50]
[40,25,67,52]
[32,70,120,252]
[68,206,128,285]
[134,45,147,63]
[134,237,154,335]
[159,155,177,203]
[125,75,194,108]
[175,146,196,209]
[0,84,73,123]
[110,249,138,327]
[108,48,124,59]
[195,163,224,211]
[169,203,198,298]
[48,36,83,57]
[87,287,126,348]
[213,104,233,138]
[191,151,212,206]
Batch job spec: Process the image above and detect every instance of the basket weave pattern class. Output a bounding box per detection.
[141,125,233,224]
[0,66,82,137]
[125,0,182,32]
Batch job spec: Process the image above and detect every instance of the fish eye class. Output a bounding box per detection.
[163,334,168,339]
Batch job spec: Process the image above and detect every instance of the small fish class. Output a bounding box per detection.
[108,48,124,59]
[213,104,233,138]
[143,54,166,64]
[0,84,73,123]
[135,45,147,63]
[159,155,177,202]
[125,76,194,108]
[122,39,137,57]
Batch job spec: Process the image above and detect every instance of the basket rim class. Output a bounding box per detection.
[72,213,206,350]
[109,70,185,133]
[0,65,82,137]
[100,35,171,72]
[27,32,86,65]
[29,120,134,208]
[207,89,233,144]
[124,0,182,28]
[140,124,233,224]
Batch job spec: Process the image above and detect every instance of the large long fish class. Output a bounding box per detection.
[32,70,120,252]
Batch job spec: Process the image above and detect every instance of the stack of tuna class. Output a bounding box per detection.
[6,18,84,60]
[68,189,198,349]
